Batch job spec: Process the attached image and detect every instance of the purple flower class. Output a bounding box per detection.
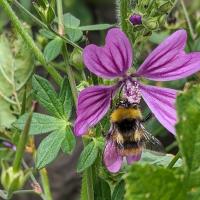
[2,141,16,151]
[74,28,200,171]
[129,14,142,25]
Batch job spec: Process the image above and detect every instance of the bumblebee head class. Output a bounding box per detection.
[115,98,139,109]
[111,99,142,122]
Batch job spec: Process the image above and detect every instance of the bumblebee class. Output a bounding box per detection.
[108,99,164,158]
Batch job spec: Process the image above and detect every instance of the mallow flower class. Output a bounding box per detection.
[74,28,200,172]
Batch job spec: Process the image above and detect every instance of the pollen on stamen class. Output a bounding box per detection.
[122,80,142,104]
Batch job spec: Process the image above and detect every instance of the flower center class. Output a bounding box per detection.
[122,80,141,104]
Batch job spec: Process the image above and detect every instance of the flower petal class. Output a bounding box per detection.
[74,85,115,136]
[103,139,123,173]
[140,84,177,134]
[136,30,200,81]
[126,153,141,164]
[83,28,133,79]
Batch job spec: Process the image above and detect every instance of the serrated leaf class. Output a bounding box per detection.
[14,113,66,135]
[77,141,98,173]
[176,85,200,172]
[112,180,125,200]
[63,13,83,42]
[125,165,186,200]
[44,37,63,62]
[59,77,73,119]
[61,126,76,154]
[36,129,65,169]
[79,24,114,31]
[32,75,64,118]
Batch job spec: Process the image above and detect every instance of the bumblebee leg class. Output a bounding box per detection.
[141,113,153,123]
[116,133,124,146]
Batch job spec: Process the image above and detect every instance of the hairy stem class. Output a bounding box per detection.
[56,1,94,200]
[0,0,62,85]
[167,151,181,169]
[56,0,78,103]
[116,0,128,32]
[180,0,196,40]
[13,111,32,172]
[40,169,53,200]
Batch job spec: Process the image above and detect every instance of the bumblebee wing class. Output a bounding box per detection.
[139,125,165,154]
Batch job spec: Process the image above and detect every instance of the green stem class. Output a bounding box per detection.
[167,151,181,169]
[13,0,82,51]
[13,190,38,195]
[165,141,177,152]
[56,0,64,35]
[117,0,128,32]
[13,0,48,29]
[0,0,62,85]
[180,0,196,40]
[56,0,78,103]
[22,160,45,200]
[13,111,33,172]
[85,169,94,200]
[62,46,78,104]
[83,139,94,200]
[56,2,93,200]
[40,169,53,200]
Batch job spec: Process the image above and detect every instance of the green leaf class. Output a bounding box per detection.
[176,85,200,172]
[125,165,186,200]
[149,31,169,44]
[61,126,76,154]
[112,180,125,200]
[94,177,111,200]
[39,29,56,39]
[63,13,83,42]
[79,24,114,31]
[59,77,73,119]
[32,75,64,118]
[36,129,65,169]
[140,151,182,167]
[44,37,63,62]
[63,13,80,27]
[14,113,67,135]
[0,31,34,130]
[77,141,98,173]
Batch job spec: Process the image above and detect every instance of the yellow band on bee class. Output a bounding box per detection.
[110,108,142,122]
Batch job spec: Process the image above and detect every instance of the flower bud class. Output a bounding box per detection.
[70,48,84,70]
[129,14,142,25]
[143,17,159,30]
[33,1,55,24]
[1,161,30,194]
[157,1,172,13]
[77,81,90,92]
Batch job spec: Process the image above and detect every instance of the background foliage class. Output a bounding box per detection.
[0,0,200,200]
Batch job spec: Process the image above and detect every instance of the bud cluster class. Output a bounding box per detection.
[33,0,55,25]
[1,161,30,197]
[117,0,175,45]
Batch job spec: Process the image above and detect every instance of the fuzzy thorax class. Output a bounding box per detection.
[110,107,142,122]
